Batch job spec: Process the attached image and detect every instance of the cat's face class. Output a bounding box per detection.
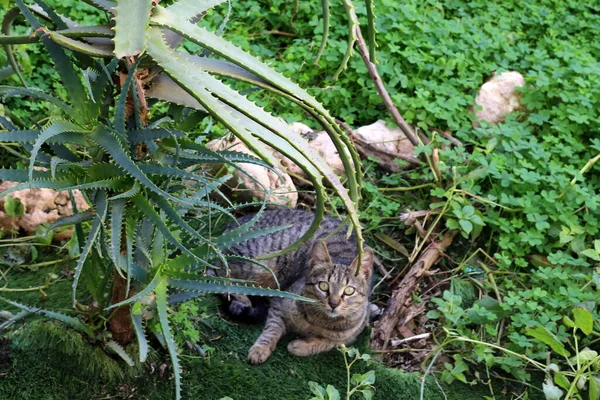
[303,241,373,318]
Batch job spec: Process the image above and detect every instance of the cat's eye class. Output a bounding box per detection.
[318,281,329,292]
[343,286,356,296]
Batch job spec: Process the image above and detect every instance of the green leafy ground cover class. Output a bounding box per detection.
[1,0,600,398]
[0,267,501,400]
[212,0,600,395]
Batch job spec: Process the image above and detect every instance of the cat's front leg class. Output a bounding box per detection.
[248,309,286,364]
[287,337,337,357]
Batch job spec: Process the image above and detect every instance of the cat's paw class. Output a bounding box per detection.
[287,339,313,357]
[288,338,336,356]
[248,344,272,364]
[228,299,250,316]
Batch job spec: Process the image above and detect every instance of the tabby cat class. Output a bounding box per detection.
[219,208,373,364]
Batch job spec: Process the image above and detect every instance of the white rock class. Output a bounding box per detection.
[206,135,298,207]
[289,122,313,136]
[0,182,90,241]
[352,120,415,172]
[474,71,525,125]
[278,129,348,179]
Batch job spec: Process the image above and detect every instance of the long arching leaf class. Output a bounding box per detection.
[0,86,73,114]
[155,277,181,400]
[29,121,86,183]
[48,209,95,231]
[128,128,186,143]
[131,302,149,362]
[109,198,126,271]
[131,194,210,268]
[167,279,316,302]
[0,297,94,336]
[72,190,107,306]
[2,7,27,86]
[105,271,161,310]
[14,0,89,123]
[89,126,190,206]
[112,0,153,58]
[166,0,225,17]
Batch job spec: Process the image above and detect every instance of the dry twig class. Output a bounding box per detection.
[371,231,458,350]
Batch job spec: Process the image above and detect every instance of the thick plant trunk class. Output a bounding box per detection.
[108,270,134,344]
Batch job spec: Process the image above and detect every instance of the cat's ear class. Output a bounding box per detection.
[311,240,332,264]
[350,248,373,279]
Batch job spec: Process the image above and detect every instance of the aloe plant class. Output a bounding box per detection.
[0,0,363,398]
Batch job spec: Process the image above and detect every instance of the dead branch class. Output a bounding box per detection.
[371,230,458,350]
[354,26,421,147]
[390,332,431,346]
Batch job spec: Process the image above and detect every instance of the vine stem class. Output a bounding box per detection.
[354,25,421,147]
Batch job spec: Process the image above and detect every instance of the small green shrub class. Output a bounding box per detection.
[308,346,375,400]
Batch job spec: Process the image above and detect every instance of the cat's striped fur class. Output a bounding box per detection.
[218,209,373,364]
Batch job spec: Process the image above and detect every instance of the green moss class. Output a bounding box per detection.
[0,267,512,399]
[1,317,500,399]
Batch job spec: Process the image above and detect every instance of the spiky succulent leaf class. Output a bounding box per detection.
[148,192,210,244]
[106,271,161,310]
[0,168,51,182]
[131,302,149,362]
[145,74,206,112]
[112,0,153,58]
[0,296,94,336]
[31,0,69,29]
[152,4,362,189]
[82,0,115,12]
[72,190,107,306]
[168,279,316,302]
[155,277,181,400]
[115,57,141,134]
[106,339,134,367]
[88,126,188,205]
[109,181,140,200]
[145,29,279,167]
[0,179,77,198]
[2,7,28,86]
[145,16,363,260]
[48,209,95,231]
[109,198,126,271]
[29,120,86,182]
[46,30,114,57]
[216,224,291,251]
[131,194,209,268]
[166,0,225,17]
[14,0,89,123]
[0,128,87,145]
[335,0,359,81]
[0,309,30,331]
[0,86,72,114]
[128,128,186,143]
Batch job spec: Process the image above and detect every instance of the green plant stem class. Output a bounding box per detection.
[378,183,436,192]
[564,357,600,399]
[21,256,78,269]
[342,348,352,400]
[444,331,548,372]
[570,152,600,185]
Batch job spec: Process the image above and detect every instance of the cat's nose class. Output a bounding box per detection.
[329,297,341,310]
